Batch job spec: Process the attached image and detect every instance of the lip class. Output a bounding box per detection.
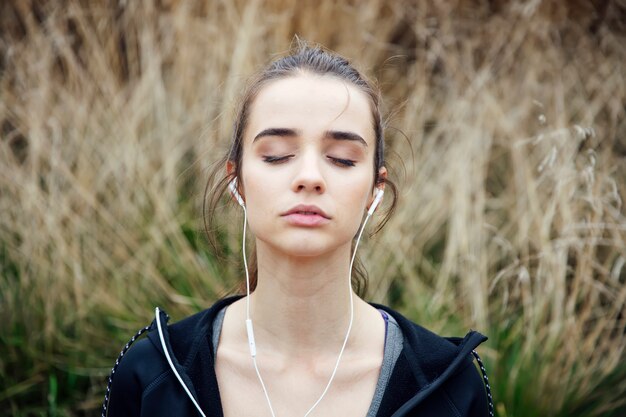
[281,204,331,227]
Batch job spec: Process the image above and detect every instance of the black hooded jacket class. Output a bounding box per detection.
[103,295,492,416]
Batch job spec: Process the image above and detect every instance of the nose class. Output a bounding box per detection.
[290,151,326,194]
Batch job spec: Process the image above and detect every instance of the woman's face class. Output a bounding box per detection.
[234,73,385,258]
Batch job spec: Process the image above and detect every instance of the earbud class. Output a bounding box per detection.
[229,178,245,207]
[367,188,384,215]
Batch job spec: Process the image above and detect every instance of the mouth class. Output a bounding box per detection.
[281,204,330,219]
[281,204,331,227]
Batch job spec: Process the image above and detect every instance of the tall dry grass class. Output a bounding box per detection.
[1,1,625,416]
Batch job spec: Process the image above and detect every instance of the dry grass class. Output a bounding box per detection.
[1,1,625,416]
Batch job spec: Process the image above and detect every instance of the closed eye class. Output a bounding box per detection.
[328,156,355,167]
[262,155,293,164]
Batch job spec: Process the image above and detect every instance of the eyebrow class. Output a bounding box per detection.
[326,130,368,147]
[253,128,368,147]
[253,128,297,142]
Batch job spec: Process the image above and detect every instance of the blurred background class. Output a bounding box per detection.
[1,0,625,416]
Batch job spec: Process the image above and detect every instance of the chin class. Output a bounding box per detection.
[285,247,331,258]
[258,234,342,259]
[279,241,333,258]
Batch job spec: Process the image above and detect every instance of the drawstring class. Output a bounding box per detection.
[101,311,168,417]
[471,350,494,417]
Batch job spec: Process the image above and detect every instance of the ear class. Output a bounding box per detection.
[226,160,236,178]
[367,167,387,212]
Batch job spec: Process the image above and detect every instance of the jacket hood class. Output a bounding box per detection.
[145,295,487,417]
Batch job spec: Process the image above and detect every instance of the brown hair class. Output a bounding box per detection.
[203,40,398,298]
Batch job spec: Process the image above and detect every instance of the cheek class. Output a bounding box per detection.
[241,173,266,215]
[239,164,283,232]
[333,173,373,223]
[242,159,285,199]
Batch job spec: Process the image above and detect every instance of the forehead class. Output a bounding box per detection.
[246,73,375,144]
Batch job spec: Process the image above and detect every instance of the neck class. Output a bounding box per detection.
[245,240,365,359]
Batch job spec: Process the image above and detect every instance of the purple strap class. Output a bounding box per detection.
[379,309,389,352]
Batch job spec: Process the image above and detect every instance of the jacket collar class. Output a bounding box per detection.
[147,295,487,416]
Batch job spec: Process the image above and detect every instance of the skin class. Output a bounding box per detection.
[218,73,388,416]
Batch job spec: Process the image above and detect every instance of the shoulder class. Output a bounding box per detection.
[440,353,490,416]
[105,296,244,415]
[106,337,171,415]
[112,336,169,385]
[370,302,491,416]
[370,303,473,370]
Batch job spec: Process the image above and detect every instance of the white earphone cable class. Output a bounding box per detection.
[155,307,207,417]
[242,206,277,417]
[242,203,374,417]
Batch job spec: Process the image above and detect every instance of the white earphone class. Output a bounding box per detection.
[229,178,245,207]
[368,188,384,216]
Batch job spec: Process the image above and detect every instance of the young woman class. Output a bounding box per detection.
[103,43,493,417]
